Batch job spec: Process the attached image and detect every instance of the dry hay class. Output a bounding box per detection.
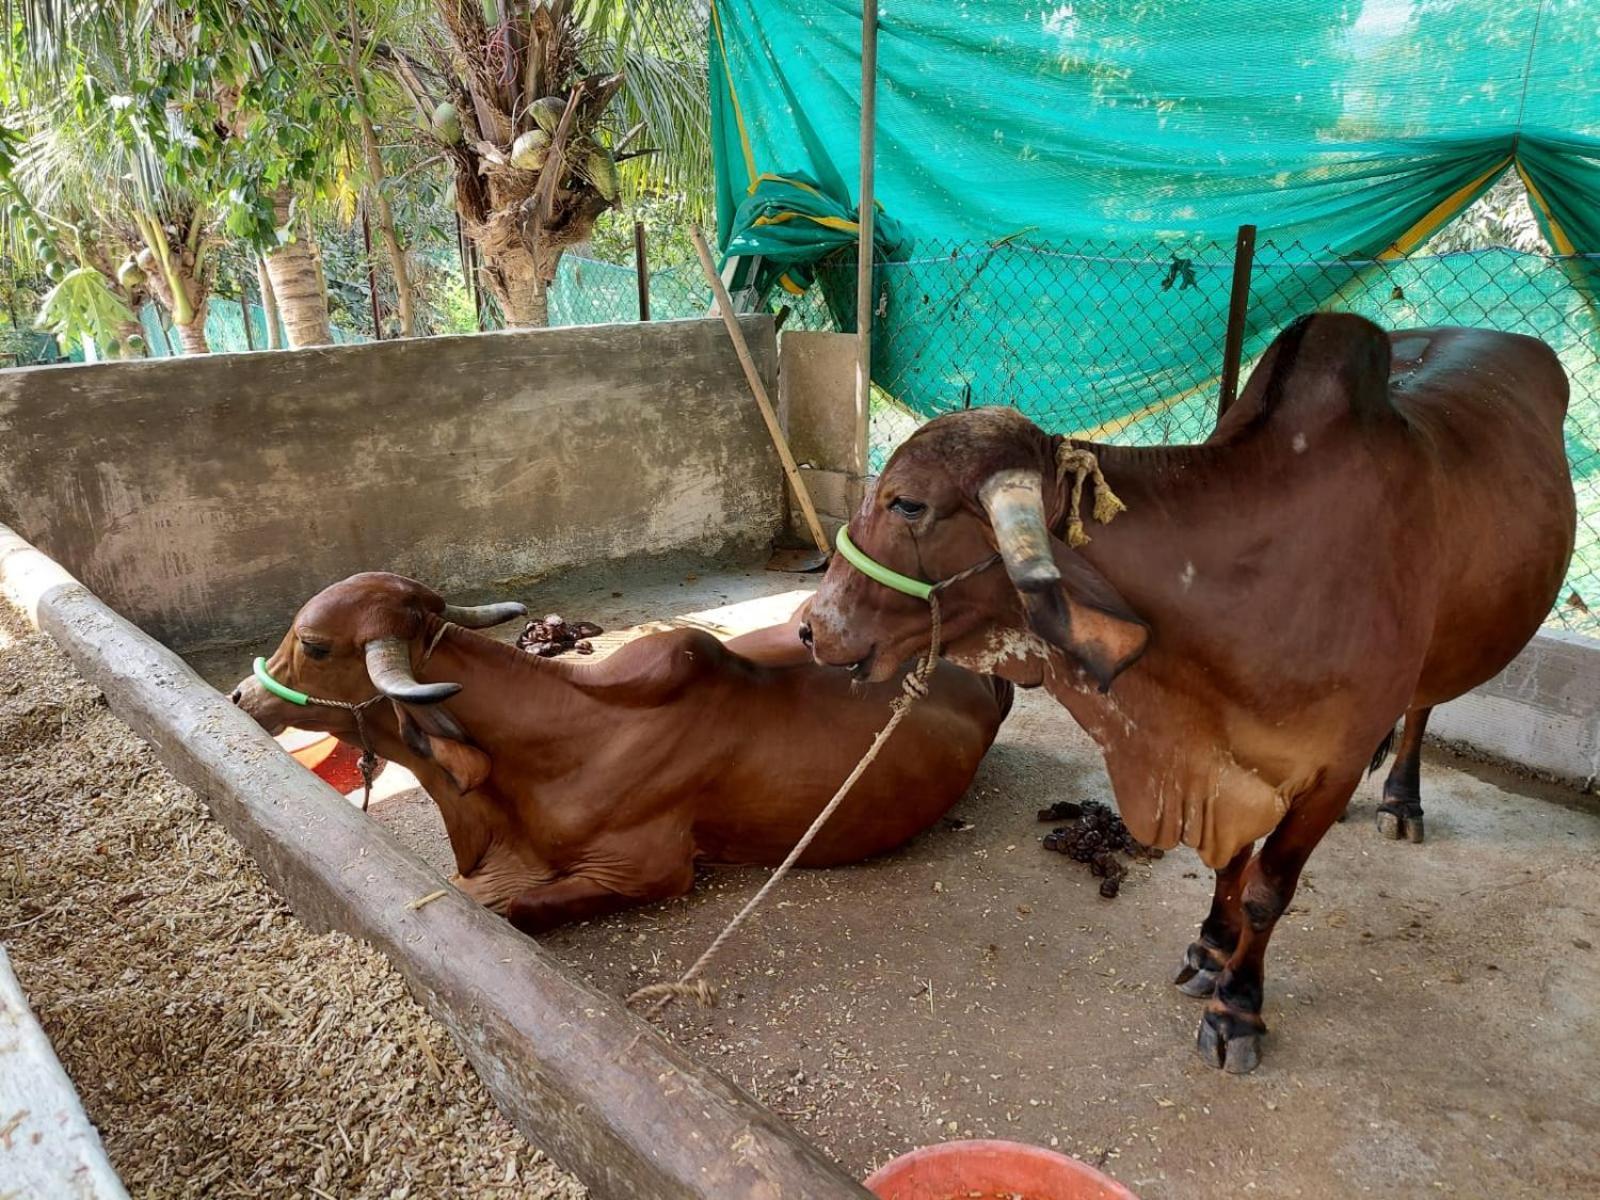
[0,604,585,1200]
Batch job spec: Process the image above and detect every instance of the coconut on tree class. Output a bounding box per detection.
[385,0,701,327]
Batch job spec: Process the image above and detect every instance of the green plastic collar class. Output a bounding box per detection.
[254,656,310,706]
[835,526,934,601]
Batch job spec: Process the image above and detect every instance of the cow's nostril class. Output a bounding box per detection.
[229,688,242,705]
[797,622,813,646]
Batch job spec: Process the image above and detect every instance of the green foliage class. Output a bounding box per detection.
[34,265,137,355]
[5,0,712,336]
[587,193,699,269]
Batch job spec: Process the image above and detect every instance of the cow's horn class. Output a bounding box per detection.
[365,637,462,704]
[978,468,1061,592]
[442,601,528,629]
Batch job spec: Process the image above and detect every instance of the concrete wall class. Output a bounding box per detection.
[1431,629,1600,790]
[0,318,782,651]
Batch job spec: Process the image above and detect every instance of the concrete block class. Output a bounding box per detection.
[779,331,862,473]
[1431,629,1600,788]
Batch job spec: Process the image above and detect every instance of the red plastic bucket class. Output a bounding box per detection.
[865,1139,1138,1200]
[288,732,379,796]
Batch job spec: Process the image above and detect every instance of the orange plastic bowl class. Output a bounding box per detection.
[865,1140,1138,1200]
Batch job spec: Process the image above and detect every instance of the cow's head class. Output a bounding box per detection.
[230,572,526,790]
[803,408,1149,690]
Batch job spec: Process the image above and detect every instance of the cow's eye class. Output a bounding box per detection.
[888,497,927,520]
[300,639,331,661]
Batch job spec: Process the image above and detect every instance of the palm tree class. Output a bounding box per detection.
[2,119,147,359]
[3,31,219,352]
[244,0,424,338]
[385,0,708,326]
[9,0,343,349]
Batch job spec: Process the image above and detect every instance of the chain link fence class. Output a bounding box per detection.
[766,239,1600,636]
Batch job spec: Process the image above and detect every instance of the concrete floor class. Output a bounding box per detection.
[210,563,1600,1199]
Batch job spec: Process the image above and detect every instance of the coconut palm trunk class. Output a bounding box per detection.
[261,190,332,348]
[143,259,210,353]
[387,4,639,330]
[499,259,548,326]
[136,218,213,355]
[172,308,210,354]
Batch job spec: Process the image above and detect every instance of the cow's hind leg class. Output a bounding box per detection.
[1174,844,1252,998]
[1376,707,1431,843]
[1196,775,1356,1074]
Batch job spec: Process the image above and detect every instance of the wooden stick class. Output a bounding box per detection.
[690,226,830,555]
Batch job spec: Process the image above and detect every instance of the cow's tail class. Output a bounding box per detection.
[1368,724,1399,776]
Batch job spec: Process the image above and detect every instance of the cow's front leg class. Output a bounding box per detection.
[504,863,696,935]
[504,831,697,936]
[1196,775,1356,1074]
[1174,844,1252,997]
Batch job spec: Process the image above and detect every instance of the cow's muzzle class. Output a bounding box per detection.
[230,676,290,736]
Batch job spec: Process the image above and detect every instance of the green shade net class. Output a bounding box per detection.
[709,0,1600,422]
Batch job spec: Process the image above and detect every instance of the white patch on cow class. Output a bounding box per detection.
[1179,561,1196,591]
[1101,693,1138,737]
[804,588,846,635]
[1292,432,1308,454]
[952,626,1051,676]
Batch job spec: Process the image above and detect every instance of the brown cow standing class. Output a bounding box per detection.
[802,314,1575,1072]
[232,573,1011,933]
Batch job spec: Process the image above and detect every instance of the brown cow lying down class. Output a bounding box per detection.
[231,573,1012,933]
[802,314,1575,1072]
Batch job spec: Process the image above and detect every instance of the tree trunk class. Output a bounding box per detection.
[142,249,211,356]
[256,256,282,349]
[355,111,416,337]
[487,246,552,327]
[174,307,211,355]
[262,190,332,348]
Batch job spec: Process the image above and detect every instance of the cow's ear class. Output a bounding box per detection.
[1019,550,1149,691]
[394,702,491,792]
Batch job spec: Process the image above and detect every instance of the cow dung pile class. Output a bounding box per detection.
[516,613,603,658]
[0,604,585,1199]
[1038,799,1162,898]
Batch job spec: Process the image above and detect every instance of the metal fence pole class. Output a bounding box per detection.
[1217,223,1257,416]
[855,0,879,470]
[634,221,651,321]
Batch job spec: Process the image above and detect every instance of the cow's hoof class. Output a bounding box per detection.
[1173,942,1225,995]
[1375,802,1424,844]
[1196,1008,1265,1074]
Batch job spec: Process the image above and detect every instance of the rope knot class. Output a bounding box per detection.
[1055,442,1126,548]
[900,672,931,701]
[627,979,720,1010]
